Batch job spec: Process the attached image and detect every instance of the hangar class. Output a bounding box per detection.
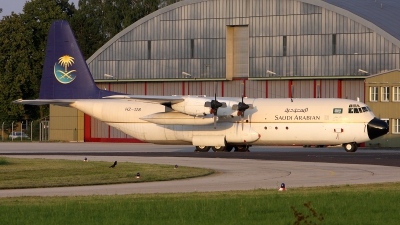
[50,0,400,147]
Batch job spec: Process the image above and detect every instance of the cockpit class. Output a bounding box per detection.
[348,104,371,113]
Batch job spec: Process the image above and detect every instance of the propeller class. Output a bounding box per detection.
[204,82,226,129]
[232,82,253,130]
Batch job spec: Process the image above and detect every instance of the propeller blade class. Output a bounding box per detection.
[241,114,244,131]
[213,104,218,129]
[214,82,218,98]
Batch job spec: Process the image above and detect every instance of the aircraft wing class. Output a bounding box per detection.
[103,95,185,105]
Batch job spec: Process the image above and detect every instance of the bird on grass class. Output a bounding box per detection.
[109,161,117,168]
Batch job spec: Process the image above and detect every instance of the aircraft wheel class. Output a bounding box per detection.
[343,143,358,152]
[212,146,226,152]
[234,145,249,152]
[224,145,234,152]
[195,146,210,152]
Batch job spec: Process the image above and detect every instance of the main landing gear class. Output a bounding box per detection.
[302,145,326,148]
[343,142,358,152]
[195,145,250,152]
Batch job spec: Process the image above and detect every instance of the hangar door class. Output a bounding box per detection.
[226,26,249,80]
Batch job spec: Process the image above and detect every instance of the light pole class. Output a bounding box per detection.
[21,121,23,141]
[11,121,14,142]
[1,122,4,141]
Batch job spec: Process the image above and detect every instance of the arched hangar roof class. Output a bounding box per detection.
[319,0,400,48]
[87,0,400,63]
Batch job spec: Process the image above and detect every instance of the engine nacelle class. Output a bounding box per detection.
[171,97,210,116]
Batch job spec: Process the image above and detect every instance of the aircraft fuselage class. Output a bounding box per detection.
[71,97,379,148]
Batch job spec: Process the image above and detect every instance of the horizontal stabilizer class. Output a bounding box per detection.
[13,99,75,106]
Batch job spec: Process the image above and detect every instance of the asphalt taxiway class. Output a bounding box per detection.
[1,142,399,197]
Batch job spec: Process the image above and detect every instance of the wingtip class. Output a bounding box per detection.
[13,99,23,104]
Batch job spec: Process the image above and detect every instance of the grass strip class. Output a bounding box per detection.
[0,157,213,189]
[0,183,400,224]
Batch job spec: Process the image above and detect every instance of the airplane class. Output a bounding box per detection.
[14,20,389,153]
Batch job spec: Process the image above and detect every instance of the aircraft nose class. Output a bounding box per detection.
[367,117,389,140]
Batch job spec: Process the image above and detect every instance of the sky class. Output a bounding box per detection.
[0,0,79,18]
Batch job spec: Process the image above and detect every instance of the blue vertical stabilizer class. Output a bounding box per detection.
[39,20,118,99]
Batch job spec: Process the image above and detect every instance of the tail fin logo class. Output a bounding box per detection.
[54,55,77,84]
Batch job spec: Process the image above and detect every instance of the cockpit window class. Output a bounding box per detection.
[348,104,370,113]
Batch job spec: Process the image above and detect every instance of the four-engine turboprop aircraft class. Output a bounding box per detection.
[14,20,389,152]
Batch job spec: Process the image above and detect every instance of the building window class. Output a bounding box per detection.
[381,86,389,102]
[147,40,151,60]
[370,87,378,102]
[283,36,287,56]
[393,119,400,134]
[190,39,194,59]
[332,34,336,55]
[393,86,400,102]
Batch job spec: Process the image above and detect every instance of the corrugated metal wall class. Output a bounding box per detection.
[342,79,365,102]
[292,80,314,98]
[88,0,400,80]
